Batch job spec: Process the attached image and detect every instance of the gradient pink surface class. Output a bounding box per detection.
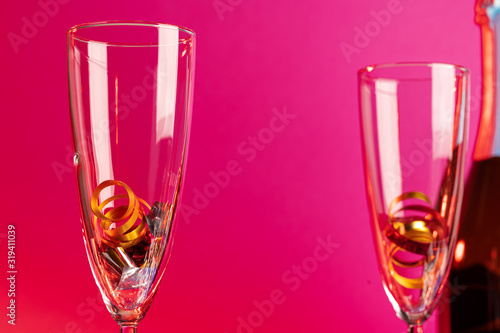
[0,0,480,332]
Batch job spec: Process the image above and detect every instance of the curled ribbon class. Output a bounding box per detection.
[90,180,151,248]
[385,191,445,289]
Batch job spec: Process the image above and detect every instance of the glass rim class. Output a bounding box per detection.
[358,62,469,82]
[67,20,196,46]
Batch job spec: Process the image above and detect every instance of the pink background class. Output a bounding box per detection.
[0,0,480,332]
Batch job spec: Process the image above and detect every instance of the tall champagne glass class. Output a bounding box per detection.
[358,63,469,332]
[67,21,195,332]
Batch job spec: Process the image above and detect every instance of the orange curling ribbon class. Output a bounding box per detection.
[385,192,445,289]
[90,180,151,248]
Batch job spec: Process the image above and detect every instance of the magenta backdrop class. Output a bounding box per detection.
[0,0,480,332]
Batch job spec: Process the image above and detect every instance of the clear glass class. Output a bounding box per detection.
[359,63,469,332]
[67,21,196,331]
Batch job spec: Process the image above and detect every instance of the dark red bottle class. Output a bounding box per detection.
[443,1,500,332]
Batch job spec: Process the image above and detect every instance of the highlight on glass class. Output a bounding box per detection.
[67,21,196,332]
[358,63,469,332]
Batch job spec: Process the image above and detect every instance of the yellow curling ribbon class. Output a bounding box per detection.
[385,192,445,290]
[90,180,151,248]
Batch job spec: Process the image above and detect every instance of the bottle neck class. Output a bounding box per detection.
[475,0,500,160]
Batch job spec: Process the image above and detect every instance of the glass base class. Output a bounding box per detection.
[408,325,424,333]
[120,325,137,333]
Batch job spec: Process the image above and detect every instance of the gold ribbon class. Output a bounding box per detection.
[90,180,151,248]
[385,191,445,289]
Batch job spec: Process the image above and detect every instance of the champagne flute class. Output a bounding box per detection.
[67,21,195,332]
[358,63,469,332]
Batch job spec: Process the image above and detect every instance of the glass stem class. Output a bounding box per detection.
[120,325,137,333]
[408,325,423,333]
